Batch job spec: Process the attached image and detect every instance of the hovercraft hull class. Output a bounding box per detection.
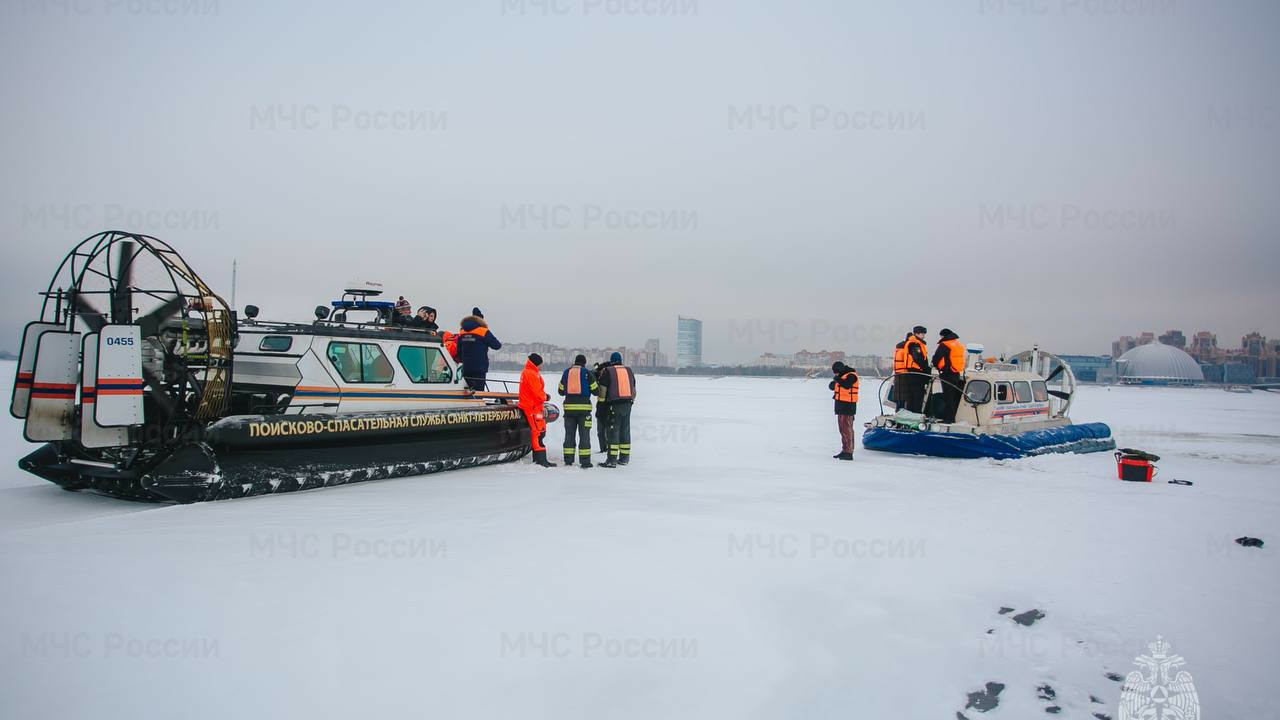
[21,406,531,503]
[861,422,1115,460]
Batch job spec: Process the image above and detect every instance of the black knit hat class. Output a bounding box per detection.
[574,354,587,365]
[912,325,927,334]
[472,307,484,318]
[832,361,846,373]
[528,353,542,366]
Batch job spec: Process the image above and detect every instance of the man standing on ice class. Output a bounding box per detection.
[593,361,612,455]
[830,361,859,460]
[596,352,636,468]
[558,354,598,468]
[520,353,555,467]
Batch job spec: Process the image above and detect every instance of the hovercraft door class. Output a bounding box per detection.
[10,321,61,419]
[23,330,81,442]
[95,325,145,428]
[80,333,130,448]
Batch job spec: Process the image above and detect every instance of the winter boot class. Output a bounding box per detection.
[533,450,556,468]
[580,459,593,469]
[563,451,576,467]
[835,452,853,461]
[601,456,618,468]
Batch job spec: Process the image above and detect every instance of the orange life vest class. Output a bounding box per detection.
[603,364,635,401]
[893,344,907,374]
[903,336,928,372]
[833,371,859,403]
[935,338,967,375]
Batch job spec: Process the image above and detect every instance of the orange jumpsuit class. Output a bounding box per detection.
[518,359,548,452]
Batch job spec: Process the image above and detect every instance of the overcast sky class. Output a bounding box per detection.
[2,0,1277,363]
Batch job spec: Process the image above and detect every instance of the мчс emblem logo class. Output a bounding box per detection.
[1119,636,1200,720]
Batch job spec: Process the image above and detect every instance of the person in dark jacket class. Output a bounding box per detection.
[558,354,598,468]
[398,306,438,331]
[595,352,636,468]
[829,361,859,460]
[593,362,611,453]
[931,328,967,423]
[456,307,500,391]
[893,326,930,414]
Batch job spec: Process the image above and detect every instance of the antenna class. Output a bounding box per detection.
[231,258,237,311]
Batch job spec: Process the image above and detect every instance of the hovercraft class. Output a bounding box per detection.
[862,346,1115,460]
[12,232,547,502]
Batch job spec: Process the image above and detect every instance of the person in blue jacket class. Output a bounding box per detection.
[557,354,598,468]
[456,307,501,391]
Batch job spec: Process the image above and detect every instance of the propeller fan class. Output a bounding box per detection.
[68,238,190,418]
[1043,362,1071,400]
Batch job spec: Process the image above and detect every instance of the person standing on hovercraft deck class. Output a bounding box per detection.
[456,307,501,391]
[520,353,555,467]
[593,361,612,454]
[596,352,636,468]
[830,361,859,460]
[932,328,967,423]
[892,326,929,414]
[558,354,598,468]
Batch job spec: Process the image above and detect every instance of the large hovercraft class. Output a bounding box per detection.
[862,346,1115,460]
[12,232,543,502]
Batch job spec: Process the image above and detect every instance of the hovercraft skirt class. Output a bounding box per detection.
[861,422,1115,460]
[22,406,532,503]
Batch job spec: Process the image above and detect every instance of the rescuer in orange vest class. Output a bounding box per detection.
[932,328,967,423]
[558,354,598,468]
[829,361,859,460]
[519,353,555,467]
[595,352,636,468]
[893,326,930,414]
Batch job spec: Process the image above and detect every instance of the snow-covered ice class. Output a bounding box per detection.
[1,361,1276,718]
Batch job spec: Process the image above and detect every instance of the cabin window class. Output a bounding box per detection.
[1014,381,1033,403]
[326,342,395,384]
[397,346,451,384]
[964,380,991,404]
[995,382,1013,403]
[258,336,293,352]
[1031,380,1049,402]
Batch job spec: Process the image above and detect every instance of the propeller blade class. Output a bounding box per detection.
[111,240,137,324]
[69,291,107,332]
[1047,389,1071,400]
[1044,363,1065,384]
[137,296,184,337]
[141,366,179,417]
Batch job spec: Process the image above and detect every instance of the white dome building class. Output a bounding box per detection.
[1117,343,1205,386]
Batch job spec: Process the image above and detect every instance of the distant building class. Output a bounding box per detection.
[1158,330,1186,349]
[793,349,846,369]
[1058,354,1114,383]
[1116,344,1204,386]
[1112,335,1137,359]
[676,316,702,369]
[845,354,890,376]
[755,353,792,368]
[1187,331,1218,363]
[1200,363,1256,384]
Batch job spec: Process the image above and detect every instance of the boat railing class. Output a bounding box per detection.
[876,372,973,427]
